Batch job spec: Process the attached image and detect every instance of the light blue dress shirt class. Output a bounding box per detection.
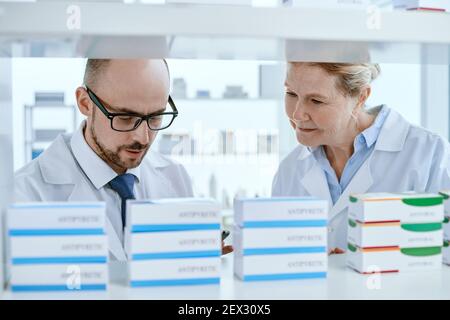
[309,105,390,205]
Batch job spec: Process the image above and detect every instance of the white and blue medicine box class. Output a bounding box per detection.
[233,197,328,281]
[126,229,221,261]
[7,202,108,292]
[126,198,221,233]
[125,198,222,287]
[7,202,106,234]
[10,264,108,292]
[234,197,328,228]
[129,257,221,287]
[233,225,327,281]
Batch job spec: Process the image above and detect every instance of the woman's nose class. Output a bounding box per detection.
[291,102,309,122]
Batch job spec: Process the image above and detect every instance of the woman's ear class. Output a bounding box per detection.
[76,87,92,117]
[357,86,371,108]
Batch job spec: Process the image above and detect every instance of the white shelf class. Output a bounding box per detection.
[1,2,450,63]
[2,255,450,300]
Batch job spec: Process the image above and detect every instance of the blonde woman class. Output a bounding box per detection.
[272,62,450,254]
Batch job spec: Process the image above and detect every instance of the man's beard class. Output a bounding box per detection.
[90,120,150,172]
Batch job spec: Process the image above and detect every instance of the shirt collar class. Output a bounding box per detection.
[71,121,141,190]
[356,105,390,150]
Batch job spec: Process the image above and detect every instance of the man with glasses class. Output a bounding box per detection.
[14,59,233,260]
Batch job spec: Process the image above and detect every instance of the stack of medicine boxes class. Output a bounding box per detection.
[393,0,450,12]
[233,197,328,281]
[125,198,222,287]
[7,202,109,292]
[347,193,444,273]
[439,191,450,265]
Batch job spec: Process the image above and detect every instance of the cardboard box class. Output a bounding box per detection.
[7,202,106,233]
[444,240,450,265]
[234,251,327,281]
[10,264,108,292]
[347,243,442,273]
[349,193,444,223]
[348,219,443,248]
[166,0,251,5]
[126,198,221,233]
[444,216,450,240]
[129,257,220,287]
[10,235,108,262]
[234,197,328,228]
[393,0,450,11]
[281,0,370,9]
[233,225,327,251]
[439,191,450,215]
[126,229,221,260]
[6,202,108,292]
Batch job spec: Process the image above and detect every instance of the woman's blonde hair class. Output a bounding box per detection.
[291,62,381,97]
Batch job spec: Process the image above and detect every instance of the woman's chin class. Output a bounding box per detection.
[296,133,317,147]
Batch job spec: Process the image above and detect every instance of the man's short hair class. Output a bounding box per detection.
[83,59,170,89]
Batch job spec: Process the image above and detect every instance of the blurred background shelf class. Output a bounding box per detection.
[0,2,450,63]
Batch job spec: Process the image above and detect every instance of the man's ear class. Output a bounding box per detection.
[75,87,92,117]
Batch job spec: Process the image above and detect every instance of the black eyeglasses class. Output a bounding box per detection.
[85,86,178,132]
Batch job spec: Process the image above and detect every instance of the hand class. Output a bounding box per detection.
[222,241,233,255]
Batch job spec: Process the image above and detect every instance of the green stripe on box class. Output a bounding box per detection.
[400,247,442,257]
[439,192,450,200]
[348,219,357,228]
[401,223,442,232]
[401,197,443,207]
[348,243,357,252]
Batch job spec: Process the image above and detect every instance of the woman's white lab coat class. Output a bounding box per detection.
[272,107,450,252]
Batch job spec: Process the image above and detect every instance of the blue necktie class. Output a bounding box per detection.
[109,174,136,229]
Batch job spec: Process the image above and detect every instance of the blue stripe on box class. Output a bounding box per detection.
[131,224,220,233]
[9,229,105,236]
[243,246,326,256]
[11,284,107,292]
[10,204,105,209]
[130,277,220,287]
[243,220,327,228]
[243,272,327,281]
[12,256,108,265]
[132,250,221,260]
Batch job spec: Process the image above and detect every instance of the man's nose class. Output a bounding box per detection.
[132,120,151,145]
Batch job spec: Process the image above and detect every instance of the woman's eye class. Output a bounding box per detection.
[286,91,297,97]
[118,116,133,121]
[311,99,323,105]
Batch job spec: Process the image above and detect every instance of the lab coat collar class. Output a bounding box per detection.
[38,134,78,185]
[297,106,409,221]
[329,107,408,221]
[374,106,410,152]
[70,122,144,188]
[40,122,173,187]
[71,122,121,190]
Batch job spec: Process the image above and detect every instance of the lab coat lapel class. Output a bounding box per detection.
[300,162,333,210]
[329,107,410,222]
[330,148,374,222]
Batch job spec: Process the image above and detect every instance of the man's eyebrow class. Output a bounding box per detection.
[106,105,138,114]
[148,108,168,116]
[106,104,167,116]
